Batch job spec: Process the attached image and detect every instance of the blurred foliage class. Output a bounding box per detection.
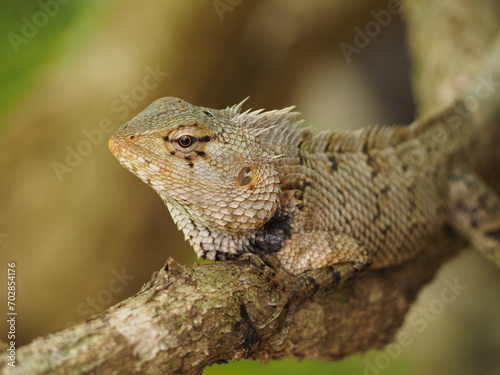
[0,1,108,119]
[204,355,413,375]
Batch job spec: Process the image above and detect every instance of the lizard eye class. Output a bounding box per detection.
[178,135,194,148]
[163,124,211,157]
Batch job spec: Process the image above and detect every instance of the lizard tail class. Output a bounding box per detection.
[460,32,500,131]
[447,32,500,270]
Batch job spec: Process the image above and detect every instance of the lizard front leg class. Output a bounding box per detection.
[243,231,373,343]
[269,231,374,293]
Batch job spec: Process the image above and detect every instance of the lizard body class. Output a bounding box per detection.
[109,94,500,284]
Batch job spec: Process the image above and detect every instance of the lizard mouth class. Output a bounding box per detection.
[108,132,138,155]
[108,135,120,155]
[108,134,137,165]
[108,134,173,184]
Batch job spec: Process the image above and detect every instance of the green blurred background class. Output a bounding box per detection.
[0,1,499,374]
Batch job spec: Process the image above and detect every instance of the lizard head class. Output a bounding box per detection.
[109,97,283,238]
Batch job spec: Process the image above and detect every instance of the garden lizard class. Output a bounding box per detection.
[108,83,500,296]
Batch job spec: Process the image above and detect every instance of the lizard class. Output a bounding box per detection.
[108,78,500,302]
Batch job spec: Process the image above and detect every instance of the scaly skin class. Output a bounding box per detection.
[108,96,500,292]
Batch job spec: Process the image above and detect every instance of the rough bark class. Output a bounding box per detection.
[0,232,461,375]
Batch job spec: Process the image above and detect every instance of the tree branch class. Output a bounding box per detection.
[1,231,460,374]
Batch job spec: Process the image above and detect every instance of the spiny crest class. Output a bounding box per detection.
[306,126,397,153]
[226,98,428,155]
[306,100,466,154]
[222,98,466,155]
[225,97,250,116]
[227,99,311,151]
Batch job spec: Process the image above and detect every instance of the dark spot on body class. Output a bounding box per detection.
[162,135,169,141]
[326,267,342,288]
[380,224,391,237]
[188,162,194,168]
[252,214,292,254]
[204,111,213,117]
[362,142,370,155]
[170,151,176,155]
[295,181,311,207]
[185,156,193,161]
[328,155,338,172]
[305,276,320,294]
[365,154,379,178]
[195,151,206,157]
[281,180,310,210]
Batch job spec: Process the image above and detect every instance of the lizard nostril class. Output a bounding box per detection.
[129,135,136,141]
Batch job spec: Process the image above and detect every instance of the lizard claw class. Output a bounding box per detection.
[236,252,316,346]
[237,252,291,327]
